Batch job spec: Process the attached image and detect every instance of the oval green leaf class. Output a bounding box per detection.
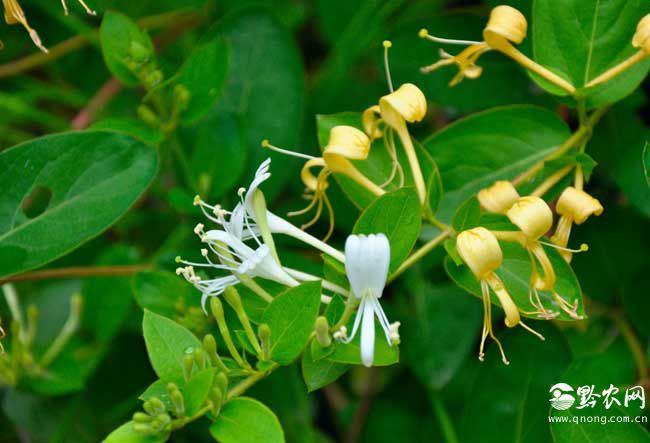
[142,310,202,384]
[209,397,285,443]
[0,130,158,279]
[261,281,321,365]
[423,105,570,222]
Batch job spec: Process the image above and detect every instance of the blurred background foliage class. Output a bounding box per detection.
[0,0,649,442]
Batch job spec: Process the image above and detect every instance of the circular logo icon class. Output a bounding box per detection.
[549,383,575,410]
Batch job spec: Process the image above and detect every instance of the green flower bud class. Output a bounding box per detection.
[144,70,164,89]
[133,423,152,434]
[143,397,165,415]
[315,316,332,347]
[209,387,223,416]
[215,371,228,395]
[183,353,194,381]
[129,41,151,64]
[133,412,151,423]
[137,105,160,126]
[258,323,271,360]
[173,84,190,111]
[193,347,206,370]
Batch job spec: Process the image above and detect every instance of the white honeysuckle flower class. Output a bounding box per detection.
[194,158,345,263]
[177,226,298,311]
[339,233,395,367]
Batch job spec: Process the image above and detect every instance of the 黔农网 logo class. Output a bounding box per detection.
[549,383,576,410]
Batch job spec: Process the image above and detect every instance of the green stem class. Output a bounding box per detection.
[430,392,459,443]
[40,294,82,368]
[227,366,277,400]
[388,228,453,283]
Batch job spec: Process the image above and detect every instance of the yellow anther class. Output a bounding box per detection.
[175,256,182,263]
[260,139,270,148]
[478,180,520,214]
[418,28,429,39]
[507,196,553,240]
[383,40,392,48]
[193,195,202,206]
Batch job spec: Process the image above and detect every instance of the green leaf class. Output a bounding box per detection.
[184,368,216,416]
[424,106,570,222]
[91,117,164,145]
[402,280,482,390]
[533,0,650,107]
[459,325,571,443]
[644,141,650,189]
[445,242,585,321]
[103,422,169,443]
[189,112,248,200]
[209,397,285,443]
[301,350,348,392]
[0,130,157,279]
[209,11,305,199]
[100,11,154,86]
[142,310,202,384]
[177,37,230,124]
[327,321,399,366]
[353,187,421,273]
[133,270,191,319]
[452,196,481,232]
[261,281,321,365]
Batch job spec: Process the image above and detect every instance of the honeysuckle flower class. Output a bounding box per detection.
[633,14,650,53]
[551,187,603,262]
[338,233,396,367]
[419,5,575,94]
[176,227,298,311]
[477,180,520,214]
[2,0,95,52]
[504,196,583,319]
[456,227,544,365]
[371,83,428,204]
[263,127,385,240]
[362,105,383,140]
[194,158,345,263]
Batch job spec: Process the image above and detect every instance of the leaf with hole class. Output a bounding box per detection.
[0,130,158,279]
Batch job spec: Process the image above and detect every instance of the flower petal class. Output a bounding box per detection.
[360,296,376,367]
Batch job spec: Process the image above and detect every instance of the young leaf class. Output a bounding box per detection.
[353,187,421,272]
[261,281,321,365]
[445,242,585,321]
[100,12,154,86]
[0,131,158,279]
[142,310,202,384]
[177,37,230,124]
[533,0,650,107]
[301,350,348,392]
[423,106,570,222]
[103,421,169,443]
[209,397,285,443]
[184,368,216,416]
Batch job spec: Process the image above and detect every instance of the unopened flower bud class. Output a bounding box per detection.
[138,105,160,126]
[507,196,552,240]
[379,83,427,129]
[144,70,164,89]
[182,354,194,381]
[258,323,271,360]
[133,423,152,434]
[173,84,190,110]
[633,14,650,53]
[129,41,151,64]
[209,387,223,416]
[133,412,151,423]
[215,371,228,395]
[483,5,527,50]
[193,347,206,370]
[556,187,603,224]
[314,316,331,348]
[478,180,520,214]
[143,397,165,416]
[456,227,503,279]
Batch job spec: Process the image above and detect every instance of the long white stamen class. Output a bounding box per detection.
[540,240,589,254]
[418,28,482,46]
[342,298,364,344]
[371,296,392,344]
[261,140,316,160]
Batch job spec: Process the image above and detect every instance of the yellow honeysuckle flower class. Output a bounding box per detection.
[478,180,520,214]
[502,196,584,319]
[362,105,383,140]
[419,5,575,94]
[456,227,544,365]
[551,187,603,262]
[374,82,428,204]
[1,0,95,52]
[263,126,384,240]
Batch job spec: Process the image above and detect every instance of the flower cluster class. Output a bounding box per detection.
[456,177,603,363]
[176,159,398,367]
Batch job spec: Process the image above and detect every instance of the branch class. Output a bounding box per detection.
[0,265,151,285]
